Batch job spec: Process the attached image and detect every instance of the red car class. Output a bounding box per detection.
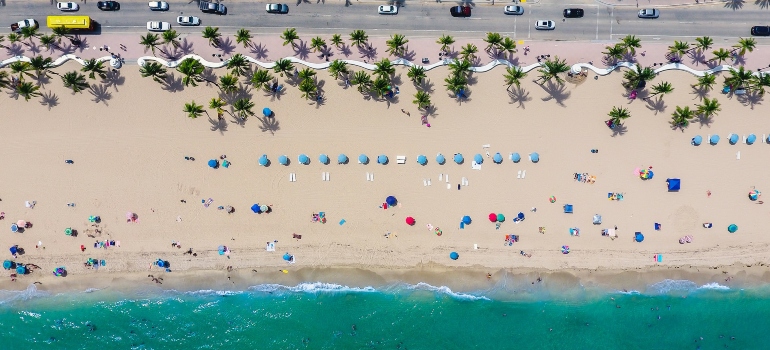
[450,6,471,17]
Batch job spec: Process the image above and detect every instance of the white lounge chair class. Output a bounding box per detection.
[397,156,406,164]
[517,170,522,179]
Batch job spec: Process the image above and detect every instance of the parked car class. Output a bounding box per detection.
[148,1,169,11]
[450,6,471,18]
[563,8,584,18]
[97,1,120,11]
[57,2,80,11]
[504,5,524,15]
[177,16,201,26]
[638,9,659,18]
[200,1,226,15]
[147,21,170,32]
[378,5,398,15]
[535,20,555,30]
[265,4,289,14]
[10,19,38,33]
[751,26,770,36]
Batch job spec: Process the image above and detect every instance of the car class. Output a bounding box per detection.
[535,20,555,30]
[200,1,226,14]
[638,8,659,18]
[751,26,770,36]
[148,1,169,11]
[563,8,584,18]
[11,19,38,33]
[147,21,170,32]
[97,1,120,11]
[504,5,524,15]
[177,16,201,26]
[378,5,398,15]
[265,4,289,14]
[450,6,471,18]
[57,2,80,11]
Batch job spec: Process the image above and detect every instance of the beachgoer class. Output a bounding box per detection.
[707,190,711,197]
[486,273,492,279]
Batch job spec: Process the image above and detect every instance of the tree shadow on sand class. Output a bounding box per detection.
[217,37,236,56]
[179,38,195,55]
[694,114,715,128]
[103,69,125,92]
[644,96,667,115]
[162,73,184,92]
[539,81,570,107]
[417,79,435,94]
[690,86,710,101]
[249,42,269,60]
[338,44,353,58]
[258,116,280,135]
[208,115,229,135]
[610,123,628,137]
[89,84,112,105]
[6,43,25,57]
[357,45,378,62]
[737,91,763,109]
[508,86,531,109]
[39,90,59,110]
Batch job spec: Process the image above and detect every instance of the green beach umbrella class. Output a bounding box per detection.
[728,224,738,233]
[65,227,72,236]
[497,213,505,222]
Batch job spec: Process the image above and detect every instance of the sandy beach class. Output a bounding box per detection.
[2,32,770,292]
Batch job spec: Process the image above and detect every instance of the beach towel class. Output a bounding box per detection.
[339,219,346,225]
[266,242,276,251]
[204,198,213,208]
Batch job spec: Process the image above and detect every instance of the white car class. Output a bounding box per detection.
[148,1,169,11]
[504,5,524,15]
[177,16,201,26]
[535,20,555,30]
[147,21,170,32]
[638,8,659,19]
[378,5,398,15]
[57,2,80,11]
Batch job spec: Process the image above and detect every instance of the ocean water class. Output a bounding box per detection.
[1,280,770,349]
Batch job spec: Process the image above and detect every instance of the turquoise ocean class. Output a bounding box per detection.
[1,280,769,349]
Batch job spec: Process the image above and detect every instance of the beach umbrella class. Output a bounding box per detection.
[474,154,484,164]
[710,134,720,145]
[728,224,738,233]
[251,204,260,213]
[9,246,18,255]
[16,265,26,275]
[634,232,644,242]
[208,159,219,168]
[16,220,26,228]
[729,133,739,145]
[218,245,225,253]
[338,154,348,164]
[283,253,292,261]
[319,154,329,164]
[493,153,503,164]
[53,267,65,276]
[65,228,72,236]
[436,153,446,164]
[517,212,525,220]
[417,155,427,165]
[530,152,540,163]
[278,155,288,165]
[298,154,309,165]
[691,135,702,146]
[488,213,497,222]
[749,189,761,201]
[386,196,397,206]
[511,153,521,163]
[260,205,268,213]
[497,213,505,222]
[406,216,416,225]
[378,155,388,164]
[3,260,12,270]
[747,134,757,145]
[462,216,471,225]
[359,154,369,164]
[449,252,459,260]
[561,245,570,254]
[767,135,770,144]
[10,224,17,232]
[258,154,269,166]
[263,107,272,117]
[454,153,464,164]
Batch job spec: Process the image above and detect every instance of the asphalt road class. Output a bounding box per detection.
[3,1,770,41]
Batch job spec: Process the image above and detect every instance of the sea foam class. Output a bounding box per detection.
[647,279,730,294]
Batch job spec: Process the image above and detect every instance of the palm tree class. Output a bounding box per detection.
[448,59,471,78]
[29,55,55,79]
[0,71,11,90]
[139,33,161,55]
[272,58,294,77]
[603,44,625,61]
[710,48,731,65]
[38,34,57,51]
[444,74,467,95]
[503,66,527,91]
[622,64,656,90]
[536,56,570,85]
[670,106,695,130]
[373,59,395,79]
[20,26,40,45]
[227,53,250,78]
[370,76,391,98]
[139,61,168,84]
[162,30,181,48]
[349,29,368,47]
[7,33,20,46]
[648,81,674,100]
[61,71,89,93]
[16,81,41,101]
[668,40,689,57]
[298,78,317,99]
[235,28,252,48]
[232,98,255,120]
[620,35,642,55]
[750,72,770,95]
[437,34,455,53]
[483,32,503,53]
[0,35,8,50]
[8,61,33,81]
[385,34,409,57]
[607,106,631,126]
[407,66,426,85]
[499,37,516,56]
[218,74,239,94]
[724,66,753,90]
[51,26,73,43]
[350,70,372,93]
[733,37,756,56]
[209,97,227,117]
[202,26,222,47]
[183,101,204,119]
[413,90,431,110]
[460,43,478,61]
[692,36,713,53]
[327,60,349,80]
[298,68,316,81]
[81,59,107,80]
[250,69,274,90]
[177,57,205,87]
[695,97,721,120]
[692,73,716,91]
[330,34,343,48]
[310,36,326,53]
[281,28,300,48]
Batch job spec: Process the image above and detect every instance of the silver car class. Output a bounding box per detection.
[177,16,200,26]
[504,5,524,15]
[147,21,170,32]
[535,20,555,30]
[378,5,398,15]
[638,9,659,19]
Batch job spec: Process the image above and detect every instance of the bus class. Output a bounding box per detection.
[46,15,93,31]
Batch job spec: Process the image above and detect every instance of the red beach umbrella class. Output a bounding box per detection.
[405,217,416,226]
[488,213,497,222]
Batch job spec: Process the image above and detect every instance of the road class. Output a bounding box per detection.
[3,1,770,41]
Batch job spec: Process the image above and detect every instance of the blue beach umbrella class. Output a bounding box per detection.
[263,107,272,117]
[208,159,219,168]
[493,153,503,164]
[417,155,427,165]
[319,154,329,164]
[10,246,18,255]
[16,265,26,275]
[251,204,260,213]
[691,135,702,146]
[278,155,288,165]
[530,152,540,163]
[474,154,483,164]
[511,153,521,163]
[729,133,739,145]
[10,224,17,232]
[728,224,738,233]
[378,155,388,164]
[710,134,720,145]
[386,196,397,206]
[634,232,644,242]
[747,134,757,145]
[258,154,269,166]
[3,260,12,270]
[462,216,471,224]
[338,154,348,164]
[449,252,459,260]
[298,154,309,165]
[359,154,369,164]
[283,253,292,261]
[454,153,464,164]
[436,153,446,164]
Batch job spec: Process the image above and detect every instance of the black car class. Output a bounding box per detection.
[751,26,770,36]
[97,1,120,11]
[563,8,584,18]
[450,6,471,18]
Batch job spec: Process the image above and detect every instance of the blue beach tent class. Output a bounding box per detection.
[666,178,681,191]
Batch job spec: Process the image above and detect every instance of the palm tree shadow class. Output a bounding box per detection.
[200,68,218,87]
[645,96,667,114]
[34,74,52,89]
[418,79,435,93]
[357,45,378,61]
[103,69,125,92]
[293,40,311,60]
[162,73,184,92]
[610,124,628,137]
[6,43,25,56]
[621,52,637,63]
[39,90,59,110]
[689,51,706,66]
[58,42,77,55]
[338,44,352,57]
[540,81,570,107]
[690,86,709,101]
[732,54,746,66]
[724,0,745,10]
[73,36,88,52]
[249,42,269,60]
[399,49,416,62]
[425,104,439,118]
[508,86,531,109]
[208,115,228,134]
[695,115,715,128]
[757,0,770,9]
[737,91,763,109]
[179,38,195,55]
[28,42,41,55]
[89,84,112,105]
[259,116,280,135]
[217,37,236,55]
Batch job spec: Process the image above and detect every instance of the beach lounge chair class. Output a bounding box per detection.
[592,214,602,225]
[397,156,406,164]
[471,161,482,170]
